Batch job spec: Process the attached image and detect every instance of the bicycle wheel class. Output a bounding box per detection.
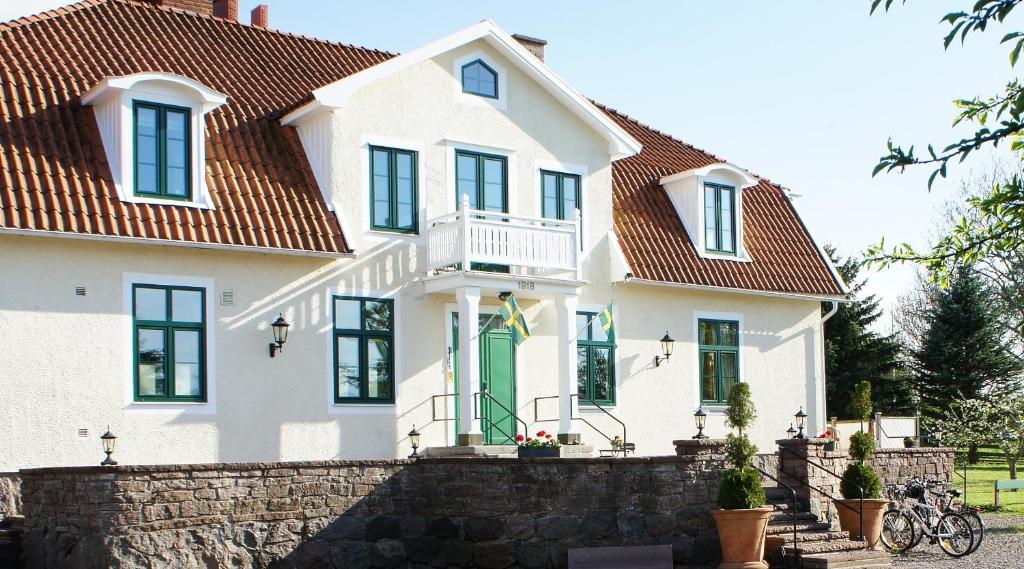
[936,512,975,558]
[880,510,916,553]
[959,510,985,552]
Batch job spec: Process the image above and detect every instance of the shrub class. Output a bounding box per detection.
[718,467,767,509]
[725,382,756,433]
[725,433,758,470]
[840,462,883,500]
[848,431,876,463]
[848,380,873,421]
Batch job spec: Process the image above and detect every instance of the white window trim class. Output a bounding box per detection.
[122,272,217,414]
[83,73,226,210]
[444,139,517,214]
[577,302,619,412]
[325,287,402,415]
[452,51,508,111]
[693,310,744,411]
[535,159,589,252]
[360,135,428,244]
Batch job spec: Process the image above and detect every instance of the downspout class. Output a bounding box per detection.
[817,300,841,436]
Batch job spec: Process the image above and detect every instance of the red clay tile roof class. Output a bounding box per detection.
[0,0,393,254]
[601,105,846,298]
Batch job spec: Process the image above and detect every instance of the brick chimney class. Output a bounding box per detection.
[212,0,237,21]
[512,34,547,62]
[250,4,269,28]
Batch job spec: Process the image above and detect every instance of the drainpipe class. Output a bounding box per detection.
[816,300,841,437]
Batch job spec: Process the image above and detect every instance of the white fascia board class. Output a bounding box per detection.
[624,277,849,303]
[659,162,758,188]
[280,20,642,159]
[81,72,228,110]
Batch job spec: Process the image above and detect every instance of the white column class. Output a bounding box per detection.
[557,293,581,443]
[456,286,483,446]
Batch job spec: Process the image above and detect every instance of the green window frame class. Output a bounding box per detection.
[461,59,498,99]
[132,284,206,402]
[576,312,616,406]
[540,170,581,220]
[370,146,418,233]
[455,150,507,213]
[704,183,736,254]
[699,319,740,405]
[333,296,395,404]
[133,100,192,200]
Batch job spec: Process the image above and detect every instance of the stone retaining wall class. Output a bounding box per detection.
[20,445,725,569]
[0,473,19,519]
[867,448,955,487]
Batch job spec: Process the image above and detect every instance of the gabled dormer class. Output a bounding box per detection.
[82,72,228,209]
[659,163,758,261]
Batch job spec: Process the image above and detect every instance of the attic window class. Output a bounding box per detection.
[704,183,736,255]
[461,59,498,99]
[134,101,191,199]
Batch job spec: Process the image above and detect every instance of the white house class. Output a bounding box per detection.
[0,0,847,470]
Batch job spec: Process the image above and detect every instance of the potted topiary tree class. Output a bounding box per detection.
[711,383,774,569]
[835,431,887,549]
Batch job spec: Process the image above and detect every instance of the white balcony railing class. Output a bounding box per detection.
[428,196,581,279]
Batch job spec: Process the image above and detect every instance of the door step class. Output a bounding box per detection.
[795,549,892,569]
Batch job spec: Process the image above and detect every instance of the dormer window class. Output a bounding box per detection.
[82,72,227,209]
[704,183,736,255]
[461,59,498,99]
[134,101,191,199]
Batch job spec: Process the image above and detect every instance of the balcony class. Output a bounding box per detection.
[427,199,581,285]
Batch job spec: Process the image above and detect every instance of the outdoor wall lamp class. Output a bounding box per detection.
[795,407,807,439]
[692,407,708,439]
[100,428,118,466]
[654,332,674,367]
[269,314,290,358]
[786,424,797,439]
[408,426,422,459]
[498,291,512,302]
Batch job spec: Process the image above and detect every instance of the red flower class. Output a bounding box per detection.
[537,430,547,437]
[516,434,525,442]
[526,437,533,442]
[613,435,621,440]
[545,434,553,439]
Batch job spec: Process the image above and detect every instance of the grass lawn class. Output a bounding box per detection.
[949,447,1024,515]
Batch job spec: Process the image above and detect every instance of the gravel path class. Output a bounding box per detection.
[891,514,1024,567]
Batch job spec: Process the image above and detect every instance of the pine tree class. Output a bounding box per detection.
[824,247,911,418]
[911,267,1022,423]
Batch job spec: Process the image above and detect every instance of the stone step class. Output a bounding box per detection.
[766,520,832,534]
[770,511,818,524]
[797,549,892,569]
[777,530,851,544]
[784,538,869,556]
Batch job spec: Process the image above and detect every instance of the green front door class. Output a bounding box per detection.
[452,313,517,445]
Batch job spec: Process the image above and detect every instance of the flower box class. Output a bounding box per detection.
[517,446,560,458]
[824,441,836,452]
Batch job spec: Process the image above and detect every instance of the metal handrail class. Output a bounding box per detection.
[755,466,801,569]
[475,390,529,444]
[779,446,865,542]
[431,394,457,422]
[532,394,629,452]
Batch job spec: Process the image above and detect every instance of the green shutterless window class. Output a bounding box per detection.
[461,59,498,98]
[133,284,206,402]
[333,296,395,403]
[541,170,582,248]
[704,183,736,254]
[133,101,191,200]
[699,319,739,405]
[576,311,615,406]
[455,150,507,212]
[370,146,418,233]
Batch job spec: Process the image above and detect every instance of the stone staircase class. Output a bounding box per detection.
[762,485,890,569]
[0,515,23,569]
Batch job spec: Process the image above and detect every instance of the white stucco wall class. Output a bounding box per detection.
[0,38,828,469]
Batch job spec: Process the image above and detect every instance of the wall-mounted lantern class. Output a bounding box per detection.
[654,332,674,367]
[408,426,422,459]
[269,314,290,358]
[692,407,708,439]
[794,407,807,439]
[100,428,118,466]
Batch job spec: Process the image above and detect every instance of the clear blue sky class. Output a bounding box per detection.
[4,1,1015,322]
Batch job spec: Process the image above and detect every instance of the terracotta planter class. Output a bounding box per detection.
[834,498,889,549]
[711,508,774,569]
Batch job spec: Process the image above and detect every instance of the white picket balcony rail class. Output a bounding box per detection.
[428,196,581,279]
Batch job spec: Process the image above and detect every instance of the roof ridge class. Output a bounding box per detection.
[0,0,108,32]
[595,101,789,192]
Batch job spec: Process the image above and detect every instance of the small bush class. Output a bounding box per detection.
[718,467,767,509]
[848,431,876,463]
[840,462,882,500]
[725,383,756,433]
[847,380,873,421]
[725,433,758,470]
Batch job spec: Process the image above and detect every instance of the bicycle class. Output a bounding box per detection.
[880,479,975,557]
[926,478,985,553]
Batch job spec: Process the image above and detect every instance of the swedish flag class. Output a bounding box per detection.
[598,304,615,344]
[499,293,530,345]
